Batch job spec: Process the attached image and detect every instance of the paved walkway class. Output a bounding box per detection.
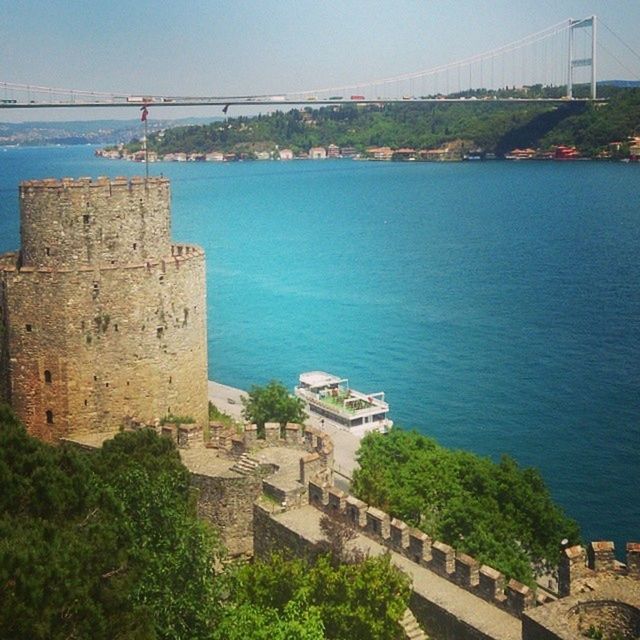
[274,505,521,640]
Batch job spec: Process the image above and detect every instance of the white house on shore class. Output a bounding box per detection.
[278,148,294,160]
[308,147,327,159]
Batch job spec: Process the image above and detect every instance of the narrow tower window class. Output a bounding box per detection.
[46,410,53,424]
[44,370,52,383]
[83,214,90,224]
[45,247,50,256]
[25,324,32,332]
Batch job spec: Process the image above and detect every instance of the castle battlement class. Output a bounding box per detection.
[0,244,204,275]
[20,175,169,192]
[307,481,640,621]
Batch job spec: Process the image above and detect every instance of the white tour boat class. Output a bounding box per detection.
[295,371,392,436]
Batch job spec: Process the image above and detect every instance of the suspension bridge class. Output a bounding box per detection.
[1,15,637,112]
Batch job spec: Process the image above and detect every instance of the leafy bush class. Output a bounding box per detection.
[352,428,581,585]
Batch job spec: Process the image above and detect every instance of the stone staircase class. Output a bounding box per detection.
[399,608,428,640]
[230,453,261,476]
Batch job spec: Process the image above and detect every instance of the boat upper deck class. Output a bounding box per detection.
[295,371,389,421]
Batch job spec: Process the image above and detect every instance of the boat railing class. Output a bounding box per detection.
[296,385,388,415]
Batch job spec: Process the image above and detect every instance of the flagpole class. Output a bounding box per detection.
[141,104,149,181]
[144,113,149,180]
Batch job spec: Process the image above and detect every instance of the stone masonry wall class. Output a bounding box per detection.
[0,178,207,440]
[192,472,262,557]
[20,177,171,268]
[308,481,536,619]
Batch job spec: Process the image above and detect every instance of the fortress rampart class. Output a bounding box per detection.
[115,418,334,557]
[0,177,208,440]
[307,480,540,619]
[304,481,640,639]
[64,418,638,640]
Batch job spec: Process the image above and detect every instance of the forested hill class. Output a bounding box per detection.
[131,87,640,158]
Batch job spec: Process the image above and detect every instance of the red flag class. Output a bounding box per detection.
[141,105,149,122]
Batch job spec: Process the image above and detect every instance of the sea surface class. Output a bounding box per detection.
[1,145,638,551]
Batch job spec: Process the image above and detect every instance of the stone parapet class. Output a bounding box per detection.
[306,483,539,619]
[409,529,432,565]
[587,540,616,572]
[366,506,391,541]
[177,423,202,448]
[506,579,535,617]
[480,565,507,603]
[558,544,589,597]
[390,518,410,552]
[327,487,347,514]
[455,552,480,587]
[345,496,368,527]
[264,422,280,443]
[431,541,455,577]
[627,542,640,577]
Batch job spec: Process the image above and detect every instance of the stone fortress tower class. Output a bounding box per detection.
[0,176,208,441]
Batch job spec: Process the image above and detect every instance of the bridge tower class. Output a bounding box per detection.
[567,15,597,100]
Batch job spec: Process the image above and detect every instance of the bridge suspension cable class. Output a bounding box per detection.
[293,18,575,98]
[2,15,637,109]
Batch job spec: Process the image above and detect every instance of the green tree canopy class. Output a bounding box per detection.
[225,552,410,640]
[351,428,581,585]
[241,380,307,428]
[0,407,223,640]
[116,87,640,158]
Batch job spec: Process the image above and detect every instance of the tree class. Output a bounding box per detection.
[227,552,410,640]
[0,405,147,640]
[241,380,307,429]
[352,428,580,585]
[0,408,224,640]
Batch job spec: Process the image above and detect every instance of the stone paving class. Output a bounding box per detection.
[208,380,362,484]
[274,504,521,640]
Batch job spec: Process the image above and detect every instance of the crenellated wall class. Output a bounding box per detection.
[0,178,208,440]
[307,481,537,619]
[306,481,640,639]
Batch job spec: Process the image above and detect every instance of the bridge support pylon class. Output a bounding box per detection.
[567,15,597,100]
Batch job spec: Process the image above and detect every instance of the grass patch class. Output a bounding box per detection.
[208,401,242,433]
[160,414,195,425]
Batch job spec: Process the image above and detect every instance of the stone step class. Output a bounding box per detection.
[230,453,261,476]
[399,608,428,640]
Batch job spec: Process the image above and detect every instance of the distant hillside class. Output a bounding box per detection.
[123,86,640,159]
[0,116,221,146]
[598,80,640,88]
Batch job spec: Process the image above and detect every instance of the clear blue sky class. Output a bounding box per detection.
[1,0,639,121]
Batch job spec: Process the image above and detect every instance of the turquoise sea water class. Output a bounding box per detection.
[1,145,639,550]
